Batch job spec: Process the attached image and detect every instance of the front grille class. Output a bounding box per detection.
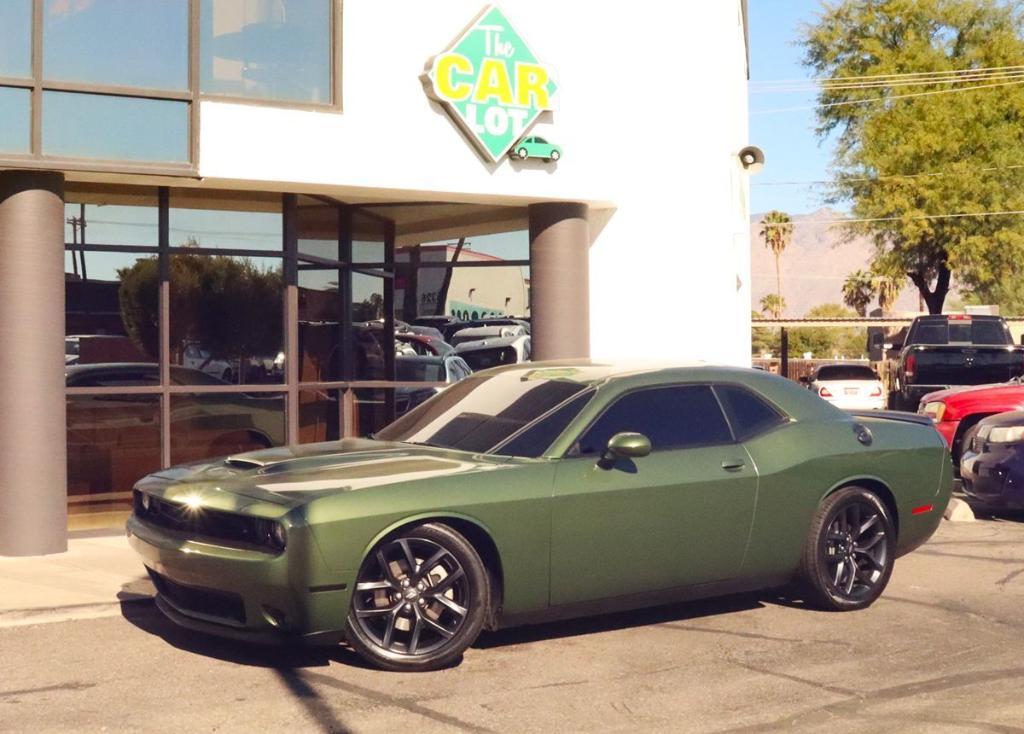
[148,569,246,625]
[133,491,285,554]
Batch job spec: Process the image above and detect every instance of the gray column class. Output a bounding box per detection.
[0,171,67,556]
[528,202,590,360]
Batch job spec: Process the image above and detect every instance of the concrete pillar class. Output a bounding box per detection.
[528,202,590,360]
[0,171,67,556]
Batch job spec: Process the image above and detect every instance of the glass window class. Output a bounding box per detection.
[64,191,160,248]
[170,254,284,385]
[170,393,285,465]
[42,92,190,163]
[299,389,340,443]
[0,1,32,79]
[576,386,733,456]
[201,0,333,104]
[0,87,30,154]
[170,201,283,251]
[714,384,787,441]
[353,272,389,380]
[67,393,161,502]
[377,372,589,453]
[497,390,594,458]
[814,365,878,381]
[65,247,160,365]
[297,196,340,261]
[43,0,188,90]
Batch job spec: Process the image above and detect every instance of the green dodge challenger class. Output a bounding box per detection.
[128,362,952,671]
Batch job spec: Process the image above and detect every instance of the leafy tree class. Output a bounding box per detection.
[802,0,1024,314]
[965,278,1024,315]
[118,254,283,363]
[760,293,787,319]
[842,270,876,315]
[759,210,793,309]
[751,310,778,356]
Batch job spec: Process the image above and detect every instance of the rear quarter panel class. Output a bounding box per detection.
[740,416,950,581]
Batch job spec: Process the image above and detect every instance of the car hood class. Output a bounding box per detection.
[921,382,1024,405]
[134,438,514,512]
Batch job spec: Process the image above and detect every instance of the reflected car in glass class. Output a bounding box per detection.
[127,362,951,672]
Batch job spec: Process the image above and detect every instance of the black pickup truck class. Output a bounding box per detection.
[884,314,1024,411]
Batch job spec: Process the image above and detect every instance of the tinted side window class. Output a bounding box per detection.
[715,384,786,441]
[497,391,594,458]
[576,386,732,455]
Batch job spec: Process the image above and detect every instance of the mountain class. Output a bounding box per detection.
[750,208,925,317]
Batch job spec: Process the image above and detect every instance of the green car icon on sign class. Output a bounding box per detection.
[512,136,562,162]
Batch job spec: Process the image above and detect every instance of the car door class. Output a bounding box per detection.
[549,384,758,606]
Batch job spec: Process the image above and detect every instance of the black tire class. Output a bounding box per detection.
[550,150,561,161]
[516,147,528,159]
[959,423,983,460]
[798,486,895,611]
[345,523,489,672]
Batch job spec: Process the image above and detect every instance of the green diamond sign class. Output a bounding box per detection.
[425,5,558,163]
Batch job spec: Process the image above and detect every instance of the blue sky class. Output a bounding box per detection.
[749,0,837,216]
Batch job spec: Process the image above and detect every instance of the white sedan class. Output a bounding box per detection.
[802,364,886,411]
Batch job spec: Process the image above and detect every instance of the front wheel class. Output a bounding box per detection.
[345,523,489,672]
[798,486,895,611]
[550,149,561,161]
[516,147,528,160]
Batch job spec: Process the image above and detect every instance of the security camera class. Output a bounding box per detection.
[738,146,765,174]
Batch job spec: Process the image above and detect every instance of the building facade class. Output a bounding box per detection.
[0,0,753,555]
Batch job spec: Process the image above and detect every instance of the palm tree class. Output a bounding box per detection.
[760,293,786,319]
[875,275,904,312]
[759,210,793,308]
[842,270,876,316]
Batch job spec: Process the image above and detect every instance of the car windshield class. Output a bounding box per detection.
[816,365,877,381]
[376,372,590,454]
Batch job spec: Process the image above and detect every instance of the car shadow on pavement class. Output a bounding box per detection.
[475,592,767,649]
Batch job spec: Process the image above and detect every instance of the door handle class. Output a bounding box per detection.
[721,459,746,472]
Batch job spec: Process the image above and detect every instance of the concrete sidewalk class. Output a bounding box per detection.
[0,531,153,628]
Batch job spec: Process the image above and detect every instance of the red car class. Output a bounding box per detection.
[919,380,1024,463]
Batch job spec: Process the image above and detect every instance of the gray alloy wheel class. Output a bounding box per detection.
[799,486,895,611]
[345,523,489,672]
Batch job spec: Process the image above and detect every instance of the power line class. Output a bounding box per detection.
[757,209,1024,227]
[752,163,1024,187]
[752,69,1024,94]
[750,63,1024,87]
[753,77,1024,114]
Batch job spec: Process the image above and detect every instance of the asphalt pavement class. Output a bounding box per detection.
[2,518,1024,733]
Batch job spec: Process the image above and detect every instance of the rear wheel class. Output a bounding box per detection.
[345,523,489,672]
[798,486,895,611]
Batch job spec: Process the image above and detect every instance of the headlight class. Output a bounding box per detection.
[988,426,1024,444]
[254,519,287,552]
[140,492,151,511]
[921,402,946,422]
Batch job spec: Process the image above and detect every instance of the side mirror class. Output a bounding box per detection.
[599,432,651,468]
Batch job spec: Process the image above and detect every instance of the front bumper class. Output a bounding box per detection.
[127,514,352,645]
[827,396,887,412]
[961,449,1024,510]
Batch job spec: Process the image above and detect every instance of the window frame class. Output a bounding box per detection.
[562,383,739,459]
[711,382,791,442]
[0,0,342,177]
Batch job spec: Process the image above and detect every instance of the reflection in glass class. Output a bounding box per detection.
[169,393,285,465]
[0,1,32,79]
[395,265,531,323]
[201,0,332,104]
[0,87,30,154]
[67,394,161,503]
[353,273,389,380]
[65,249,159,365]
[44,0,188,90]
[297,196,339,261]
[170,204,283,251]
[299,267,342,382]
[353,387,395,437]
[64,195,159,248]
[299,389,340,443]
[170,255,285,385]
[43,92,189,163]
